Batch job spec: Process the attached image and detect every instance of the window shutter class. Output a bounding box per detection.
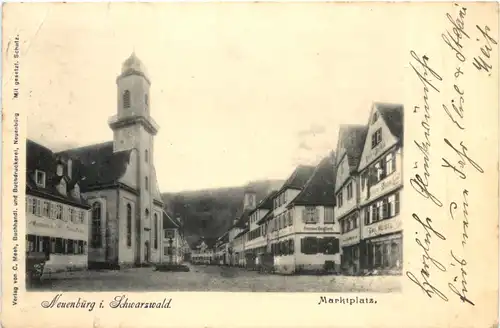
[314,208,319,223]
[395,193,400,214]
[300,238,305,254]
[302,208,307,223]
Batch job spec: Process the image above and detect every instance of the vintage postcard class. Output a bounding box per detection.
[1,2,498,327]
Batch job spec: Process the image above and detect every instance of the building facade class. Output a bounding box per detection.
[56,53,165,268]
[334,125,368,275]
[357,103,403,275]
[26,140,91,273]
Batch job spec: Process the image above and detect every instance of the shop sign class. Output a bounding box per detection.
[340,230,360,246]
[369,171,402,200]
[363,216,402,238]
[303,226,335,232]
[28,218,85,234]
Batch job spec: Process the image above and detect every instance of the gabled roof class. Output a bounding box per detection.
[287,152,336,207]
[281,165,316,191]
[337,125,368,173]
[56,141,132,192]
[375,102,404,142]
[26,139,90,209]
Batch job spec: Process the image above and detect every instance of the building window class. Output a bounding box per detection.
[375,161,385,182]
[42,201,50,217]
[145,149,149,163]
[123,90,131,108]
[35,170,46,188]
[145,177,149,191]
[32,198,41,216]
[385,152,396,176]
[69,208,75,222]
[49,202,56,219]
[361,171,368,191]
[154,214,159,249]
[303,206,318,224]
[145,94,149,106]
[322,237,340,254]
[126,204,132,247]
[337,191,343,208]
[56,204,62,220]
[301,237,319,255]
[145,209,149,220]
[91,202,102,248]
[372,111,379,124]
[347,182,353,200]
[371,128,382,149]
[324,207,334,224]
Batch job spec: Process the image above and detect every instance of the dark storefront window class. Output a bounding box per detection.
[365,236,402,270]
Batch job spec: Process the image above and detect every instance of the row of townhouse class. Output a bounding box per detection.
[225,156,340,274]
[335,103,403,275]
[215,102,403,275]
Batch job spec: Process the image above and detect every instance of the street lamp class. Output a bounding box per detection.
[168,238,174,264]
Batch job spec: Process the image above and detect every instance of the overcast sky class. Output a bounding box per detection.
[18,3,408,192]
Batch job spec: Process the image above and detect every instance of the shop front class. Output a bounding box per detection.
[340,228,361,275]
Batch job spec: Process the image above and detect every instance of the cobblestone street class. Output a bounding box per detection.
[30,264,401,292]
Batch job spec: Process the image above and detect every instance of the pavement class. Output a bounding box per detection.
[30,263,401,292]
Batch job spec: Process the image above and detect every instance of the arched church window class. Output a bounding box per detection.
[154,213,158,249]
[145,209,150,220]
[145,94,149,106]
[145,150,149,163]
[145,177,149,191]
[126,203,132,247]
[123,90,131,108]
[91,202,102,248]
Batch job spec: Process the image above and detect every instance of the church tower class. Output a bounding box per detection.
[109,53,160,265]
[243,187,256,211]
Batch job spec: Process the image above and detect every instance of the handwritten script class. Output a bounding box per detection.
[407,4,493,307]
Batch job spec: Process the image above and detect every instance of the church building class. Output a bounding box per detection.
[57,53,164,269]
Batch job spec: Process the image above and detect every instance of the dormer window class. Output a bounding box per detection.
[123,90,131,108]
[35,170,46,188]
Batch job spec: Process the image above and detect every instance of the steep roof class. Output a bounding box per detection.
[26,139,90,208]
[375,102,404,142]
[256,209,274,225]
[56,141,132,191]
[281,165,316,190]
[163,211,180,229]
[234,209,251,229]
[235,226,249,239]
[337,125,368,173]
[247,189,277,217]
[288,152,336,207]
